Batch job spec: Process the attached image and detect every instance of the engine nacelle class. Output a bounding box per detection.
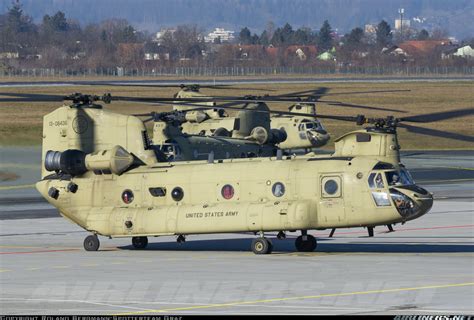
[45,145,134,176]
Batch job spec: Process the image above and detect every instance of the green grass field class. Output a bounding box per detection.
[0,80,473,150]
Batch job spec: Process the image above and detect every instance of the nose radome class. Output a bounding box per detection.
[411,192,434,220]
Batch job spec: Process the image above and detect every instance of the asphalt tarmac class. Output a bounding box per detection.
[0,149,473,315]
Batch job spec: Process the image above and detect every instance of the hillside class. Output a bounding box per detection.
[1,0,473,39]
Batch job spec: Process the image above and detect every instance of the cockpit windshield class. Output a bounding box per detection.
[385,169,415,186]
[298,120,323,131]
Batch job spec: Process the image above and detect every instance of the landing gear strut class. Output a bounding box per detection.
[132,236,148,249]
[177,234,186,244]
[367,227,374,237]
[83,234,100,251]
[295,230,317,252]
[277,231,286,240]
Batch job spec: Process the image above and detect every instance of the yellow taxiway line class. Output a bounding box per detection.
[114,281,474,315]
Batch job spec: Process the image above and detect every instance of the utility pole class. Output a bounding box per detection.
[398,8,404,41]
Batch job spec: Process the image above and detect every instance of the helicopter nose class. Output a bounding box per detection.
[390,187,433,221]
[308,130,330,147]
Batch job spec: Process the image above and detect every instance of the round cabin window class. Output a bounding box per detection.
[272,182,285,197]
[121,189,134,204]
[171,187,184,201]
[221,184,234,200]
[324,180,339,195]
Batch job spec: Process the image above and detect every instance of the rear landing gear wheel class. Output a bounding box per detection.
[132,236,148,249]
[251,238,273,254]
[295,235,317,252]
[84,234,100,251]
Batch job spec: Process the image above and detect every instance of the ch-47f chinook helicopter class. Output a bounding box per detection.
[162,85,332,150]
[144,85,409,150]
[13,91,472,254]
[122,83,409,151]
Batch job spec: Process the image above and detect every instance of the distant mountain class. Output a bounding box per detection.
[1,0,473,39]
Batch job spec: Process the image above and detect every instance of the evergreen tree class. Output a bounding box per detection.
[239,27,252,44]
[318,20,333,52]
[270,27,283,45]
[417,29,429,40]
[346,27,364,48]
[281,23,294,44]
[6,0,34,33]
[42,11,68,32]
[250,34,259,45]
[376,20,392,47]
[294,28,311,45]
[259,30,269,45]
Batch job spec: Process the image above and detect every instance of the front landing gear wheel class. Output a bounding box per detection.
[251,238,273,254]
[84,234,100,251]
[295,235,317,252]
[132,236,148,249]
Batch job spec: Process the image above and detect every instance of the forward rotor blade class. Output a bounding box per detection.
[398,123,474,142]
[172,100,246,109]
[398,108,474,123]
[76,82,272,91]
[0,92,65,102]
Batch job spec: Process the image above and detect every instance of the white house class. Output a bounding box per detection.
[205,28,235,43]
[453,45,474,58]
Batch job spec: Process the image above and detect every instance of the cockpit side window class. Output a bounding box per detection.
[385,169,414,186]
[368,172,385,189]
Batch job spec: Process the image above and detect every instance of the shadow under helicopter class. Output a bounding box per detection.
[117,237,473,254]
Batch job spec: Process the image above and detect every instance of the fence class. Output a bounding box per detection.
[0,66,473,78]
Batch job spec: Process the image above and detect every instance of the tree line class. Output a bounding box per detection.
[0,1,471,72]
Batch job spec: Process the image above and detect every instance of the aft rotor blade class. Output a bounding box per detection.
[133,92,411,104]
[322,101,406,113]
[398,123,474,142]
[322,89,411,97]
[117,96,310,103]
[205,88,411,100]
[398,108,474,123]
[276,87,329,98]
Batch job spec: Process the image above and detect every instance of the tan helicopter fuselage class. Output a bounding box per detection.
[36,105,433,239]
